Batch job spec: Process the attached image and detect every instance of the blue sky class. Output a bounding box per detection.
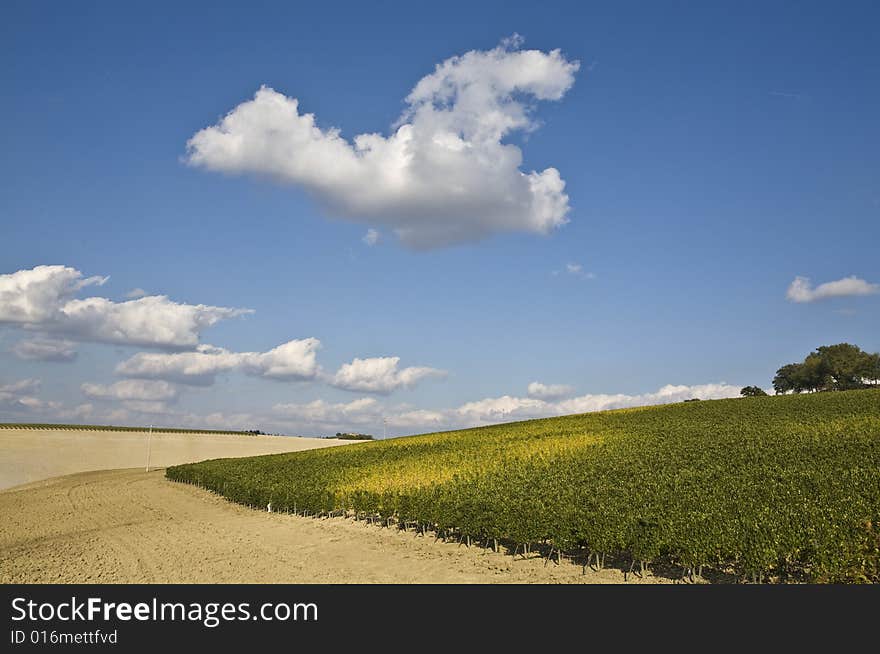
[1,1,878,435]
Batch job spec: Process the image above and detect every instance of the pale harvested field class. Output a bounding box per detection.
[0,428,350,490]
[0,469,671,583]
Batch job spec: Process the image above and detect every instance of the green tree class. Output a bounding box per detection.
[740,386,768,397]
[814,344,875,390]
[773,364,804,394]
[867,353,880,386]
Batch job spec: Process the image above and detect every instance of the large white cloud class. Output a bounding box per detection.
[329,356,446,394]
[116,338,322,385]
[185,37,579,248]
[786,275,879,303]
[0,265,252,348]
[11,337,77,362]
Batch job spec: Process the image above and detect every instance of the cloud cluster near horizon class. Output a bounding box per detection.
[0,263,755,434]
[1,265,446,406]
[264,381,743,433]
[185,36,579,248]
[786,275,878,303]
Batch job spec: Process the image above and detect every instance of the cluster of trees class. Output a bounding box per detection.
[771,344,880,394]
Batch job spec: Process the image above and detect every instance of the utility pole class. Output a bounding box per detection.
[145,424,153,472]
[383,417,387,440]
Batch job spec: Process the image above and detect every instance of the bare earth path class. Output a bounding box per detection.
[0,469,668,584]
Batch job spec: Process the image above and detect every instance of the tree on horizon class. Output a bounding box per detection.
[773,343,880,394]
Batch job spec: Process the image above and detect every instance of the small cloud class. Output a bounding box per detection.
[500,33,525,50]
[769,90,807,100]
[330,356,446,394]
[786,275,879,303]
[81,379,180,402]
[12,338,77,362]
[362,229,379,247]
[125,288,148,299]
[0,378,61,414]
[273,397,380,426]
[558,262,596,279]
[527,381,574,400]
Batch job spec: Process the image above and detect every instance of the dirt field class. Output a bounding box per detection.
[0,468,671,584]
[0,428,351,490]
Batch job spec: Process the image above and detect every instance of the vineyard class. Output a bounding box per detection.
[167,389,880,582]
[0,423,266,436]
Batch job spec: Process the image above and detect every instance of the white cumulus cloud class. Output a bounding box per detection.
[526,381,574,400]
[786,275,879,303]
[116,338,322,385]
[0,265,252,348]
[330,356,446,394]
[185,37,579,249]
